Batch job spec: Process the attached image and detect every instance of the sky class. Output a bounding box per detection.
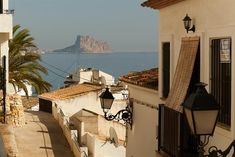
[10,0,159,52]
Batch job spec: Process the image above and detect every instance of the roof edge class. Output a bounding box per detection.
[141,0,185,10]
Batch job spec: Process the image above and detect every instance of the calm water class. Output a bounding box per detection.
[41,52,158,89]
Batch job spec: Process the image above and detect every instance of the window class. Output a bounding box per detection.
[162,42,170,98]
[0,0,2,14]
[210,38,231,127]
[158,37,200,156]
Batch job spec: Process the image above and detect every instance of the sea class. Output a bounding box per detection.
[41,52,158,90]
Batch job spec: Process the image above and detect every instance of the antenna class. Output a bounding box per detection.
[109,127,119,148]
[101,127,119,148]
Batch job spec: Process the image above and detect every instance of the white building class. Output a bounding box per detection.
[64,68,115,86]
[70,109,126,157]
[138,0,235,156]
[39,82,128,157]
[0,0,13,92]
[119,68,161,157]
[39,83,127,116]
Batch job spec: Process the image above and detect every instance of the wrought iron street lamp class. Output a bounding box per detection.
[183,14,195,33]
[99,88,132,126]
[183,82,235,157]
[183,82,219,136]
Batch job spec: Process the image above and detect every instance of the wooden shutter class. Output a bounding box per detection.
[0,0,3,14]
[162,42,170,98]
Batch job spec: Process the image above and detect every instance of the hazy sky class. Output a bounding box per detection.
[10,0,159,52]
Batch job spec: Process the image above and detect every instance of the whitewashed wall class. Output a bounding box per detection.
[158,0,235,154]
[53,106,89,157]
[125,83,160,157]
[83,133,126,157]
[53,104,126,157]
[3,0,9,11]
[99,71,115,85]
[55,91,127,118]
[79,70,114,85]
[97,116,126,141]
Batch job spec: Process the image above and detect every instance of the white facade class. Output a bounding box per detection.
[40,84,128,156]
[123,83,160,157]
[52,91,127,117]
[157,0,235,154]
[66,68,115,85]
[83,133,126,157]
[52,106,126,157]
[0,0,13,92]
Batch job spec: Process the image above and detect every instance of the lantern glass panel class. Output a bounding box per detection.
[184,20,190,29]
[184,108,195,134]
[193,110,219,135]
[100,98,114,110]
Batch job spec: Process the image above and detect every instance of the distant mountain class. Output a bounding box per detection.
[53,35,112,53]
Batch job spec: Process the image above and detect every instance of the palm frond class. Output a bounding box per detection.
[8,25,51,96]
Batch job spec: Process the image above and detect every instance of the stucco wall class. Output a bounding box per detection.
[56,92,127,118]
[99,71,114,85]
[3,0,9,11]
[97,116,126,141]
[53,107,89,157]
[84,133,126,157]
[0,15,12,36]
[158,0,235,154]
[80,71,92,84]
[126,84,160,157]
[79,70,114,85]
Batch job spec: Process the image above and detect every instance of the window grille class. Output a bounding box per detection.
[210,38,231,127]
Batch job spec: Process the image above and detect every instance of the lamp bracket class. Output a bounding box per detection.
[104,105,132,127]
[198,135,211,156]
[204,140,235,157]
[189,25,195,33]
[198,136,235,157]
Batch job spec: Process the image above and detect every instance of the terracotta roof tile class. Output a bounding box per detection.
[39,83,102,100]
[119,68,158,90]
[141,0,185,9]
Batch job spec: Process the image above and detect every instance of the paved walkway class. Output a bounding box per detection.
[14,111,74,157]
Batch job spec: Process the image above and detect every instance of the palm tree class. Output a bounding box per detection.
[7,25,51,96]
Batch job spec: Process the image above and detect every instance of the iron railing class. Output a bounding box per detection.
[159,105,181,156]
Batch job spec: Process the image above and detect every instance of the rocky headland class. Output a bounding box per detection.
[53,35,112,53]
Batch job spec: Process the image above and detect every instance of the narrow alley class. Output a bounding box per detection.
[14,111,74,157]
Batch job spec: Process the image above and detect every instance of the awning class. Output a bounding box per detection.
[141,0,185,9]
[165,37,200,112]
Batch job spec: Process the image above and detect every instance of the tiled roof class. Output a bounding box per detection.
[141,0,185,9]
[39,83,102,100]
[119,68,158,90]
